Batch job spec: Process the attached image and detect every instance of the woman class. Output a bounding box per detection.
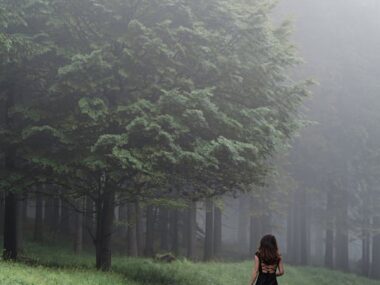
[248,234,284,285]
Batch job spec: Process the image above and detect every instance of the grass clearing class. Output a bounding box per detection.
[0,242,377,285]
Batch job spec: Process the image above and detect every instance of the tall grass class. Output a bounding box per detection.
[1,242,377,285]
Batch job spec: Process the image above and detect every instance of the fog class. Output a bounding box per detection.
[1,0,380,280]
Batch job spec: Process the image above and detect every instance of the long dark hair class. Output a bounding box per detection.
[256,234,281,265]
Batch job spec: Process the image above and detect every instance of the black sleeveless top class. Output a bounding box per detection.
[255,252,279,285]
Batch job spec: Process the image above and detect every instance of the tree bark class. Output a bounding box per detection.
[187,201,197,260]
[0,191,4,236]
[325,191,334,269]
[135,201,143,256]
[370,216,380,279]
[84,196,94,245]
[127,202,138,256]
[118,203,127,238]
[34,192,44,241]
[335,188,349,272]
[299,188,308,265]
[74,199,84,254]
[60,198,71,236]
[3,87,19,260]
[170,208,179,256]
[159,207,169,251]
[204,198,214,261]
[95,188,115,271]
[213,205,222,258]
[144,205,155,257]
[3,192,19,260]
[361,225,370,277]
[17,195,25,252]
[249,196,261,256]
[237,196,248,256]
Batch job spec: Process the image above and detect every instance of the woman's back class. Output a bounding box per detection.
[248,235,284,285]
[255,252,279,285]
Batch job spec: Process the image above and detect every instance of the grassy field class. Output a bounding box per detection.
[0,243,378,285]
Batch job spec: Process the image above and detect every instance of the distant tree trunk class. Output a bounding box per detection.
[213,206,222,258]
[361,225,370,277]
[249,197,261,256]
[325,191,334,269]
[3,191,19,260]
[237,195,248,256]
[335,187,349,272]
[74,199,84,253]
[3,89,19,260]
[95,188,115,271]
[370,216,380,279]
[204,198,214,261]
[135,201,143,256]
[144,205,155,257]
[286,198,295,263]
[84,196,94,245]
[159,207,169,251]
[118,203,127,238]
[127,202,138,257]
[44,196,54,231]
[17,195,25,252]
[52,196,60,231]
[170,208,179,256]
[187,201,197,260]
[34,192,44,241]
[22,193,28,222]
[60,198,71,236]
[0,191,4,236]
[299,188,308,265]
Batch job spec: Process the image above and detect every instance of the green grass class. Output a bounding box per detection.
[0,261,137,285]
[0,243,378,285]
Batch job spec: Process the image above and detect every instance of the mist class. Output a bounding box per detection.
[1,0,380,283]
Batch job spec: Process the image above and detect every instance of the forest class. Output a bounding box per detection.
[0,0,379,284]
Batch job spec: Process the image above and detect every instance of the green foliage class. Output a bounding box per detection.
[0,0,308,204]
[13,243,380,285]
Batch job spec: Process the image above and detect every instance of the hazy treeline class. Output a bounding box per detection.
[0,0,307,271]
[2,0,379,281]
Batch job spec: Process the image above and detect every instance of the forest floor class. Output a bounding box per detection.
[0,243,378,285]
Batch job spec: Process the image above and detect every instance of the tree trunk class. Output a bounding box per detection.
[204,198,214,261]
[187,201,197,260]
[135,201,143,256]
[44,196,54,231]
[249,196,261,256]
[0,191,4,236]
[17,196,25,253]
[237,195,248,256]
[34,192,44,241]
[159,207,169,251]
[213,206,222,258]
[286,197,295,263]
[325,191,334,269]
[370,216,380,279]
[335,189,349,272]
[84,196,94,245]
[144,205,155,257]
[95,188,115,271]
[299,188,308,265]
[3,192,19,260]
[74,199,84,254]
[60,198,71,236]
[3,88,19,260]
[127,202,138,256]
[170,208,179,256]
[361,225,370,277]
